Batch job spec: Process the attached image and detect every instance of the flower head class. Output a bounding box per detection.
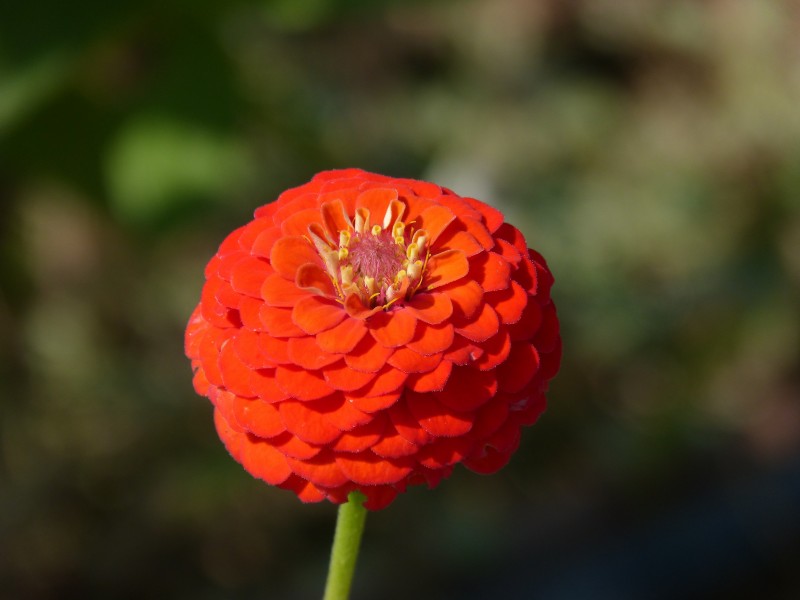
[185,169,561,510]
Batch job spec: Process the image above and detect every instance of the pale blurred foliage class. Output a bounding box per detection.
[1,0,799,598]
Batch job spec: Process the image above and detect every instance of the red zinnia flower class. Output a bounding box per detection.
[185,169,561,510]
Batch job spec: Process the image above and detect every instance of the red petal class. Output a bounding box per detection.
[349,364,406,397]
[471,329,511,371]
[275,364,335,400]
[214,408,244,461]
[514,389,548,426]
[361,486,400,511]
[496,343,539,393]
[344,335,394,373]
[198,328,234,387]
[259,306,306,337]
[249,368,290,403]
[230,256,271,298]
[237,219,274,253]
[515,256,538,296]
[463,196,505,233]
[279,208,324,237]
[200,277,230,327]
[534,302,560,353]
[192,367,210,396]
[508,298,543,341]
[233,396,285,438]
[454,302,499,343]
[494,238,523,267]
[295,394,372,432]
[435,230,484,257]
[407,322,454,356]
[286,450,349,488]
[368,309,418,348]
[404,292,452,324]
[233,330,275,369]
[316,317,368,353]
[435,366,498,412]
[486,281,527,325]
[261,273,311,307]
[463,218,494,250]
[250,225,283,258]
[416,205,455,245]
[279,475,327,503]
[239,436,292,485]
[417,437,473,469]
[335,452,413,485]
[211,276,241,310]
[371,426,419,458]
[218,340,256,398]
[322,362,377,391]
[423,250,469,290]
[272,194,319,222]
[495,222,528,255]
[330,416,386,452]
[484,418,521,453]
[184,305,205,357]
[468,395,510,440]
[404,359,452,392]
[406,391,474,437]
[464,446,514,475]
[270,431,320,460]
[540,337,562,382]
[346,391,402,413]
[469,251,511,292]
[269,236,322,279]
[442,334,483,366]
[287,337,341,370]
[529,249,554,297]
[278,399,342,445]
[257,334,291,364]
[388,401,431,446]
[238,297,265,331]
[217,225,246,258]
[292,296,346,334]
[388,347,442,373]
[212,390,241,431]
[439,279,483,320]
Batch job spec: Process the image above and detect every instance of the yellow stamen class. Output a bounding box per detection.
[407,260,423,280]
[340,265,354,286]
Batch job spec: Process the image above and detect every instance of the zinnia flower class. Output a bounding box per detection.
[185,169,561,510]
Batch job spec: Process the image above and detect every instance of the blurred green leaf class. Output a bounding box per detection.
[105,115,252,225]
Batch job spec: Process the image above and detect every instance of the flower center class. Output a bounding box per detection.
[309,201,429,308]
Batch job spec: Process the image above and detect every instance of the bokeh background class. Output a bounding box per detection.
[2,1,800,598]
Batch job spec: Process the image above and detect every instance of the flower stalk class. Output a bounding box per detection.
[323,491,368,600]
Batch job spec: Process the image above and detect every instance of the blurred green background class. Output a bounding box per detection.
[2,1,799,598]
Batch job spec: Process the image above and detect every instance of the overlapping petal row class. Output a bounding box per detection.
[185,168,561,510]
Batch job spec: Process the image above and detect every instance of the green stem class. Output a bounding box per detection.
[323,491,368,600]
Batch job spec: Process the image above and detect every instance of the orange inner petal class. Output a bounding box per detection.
[270,235,322,279]
[405,292,453,325]
[296,263,337,298]
[368,309,418,348]
[423,249,469,290]
[315,317,368,354]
